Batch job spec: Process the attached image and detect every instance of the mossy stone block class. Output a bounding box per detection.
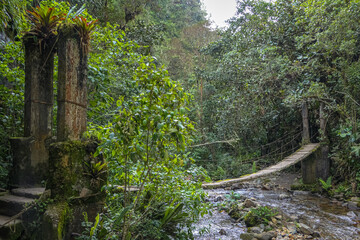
[48,140,105,200]
[42,202,71,240]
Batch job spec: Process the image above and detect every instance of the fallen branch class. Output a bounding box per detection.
[190,139,239,148]
[0,202,36,228]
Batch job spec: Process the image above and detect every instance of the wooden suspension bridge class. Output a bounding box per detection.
[202,143,320,189]
[201,102,330,189]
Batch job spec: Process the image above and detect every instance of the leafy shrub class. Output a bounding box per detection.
[84,53,209,239]
[335,183,352,199]
[243,206,277,227]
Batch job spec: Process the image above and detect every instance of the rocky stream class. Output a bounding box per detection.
[193,173,360,240]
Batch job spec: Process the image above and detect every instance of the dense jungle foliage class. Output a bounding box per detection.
[1,0,360,238]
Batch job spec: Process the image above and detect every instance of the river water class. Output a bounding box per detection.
[193,188,360,240]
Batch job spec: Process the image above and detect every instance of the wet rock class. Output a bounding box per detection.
[347,201,359,211]
[286,222,297,234]
[244,198,257,208]
[347,211,357,219]
[312,231,321,238]
[249,226,262,234]
[254,231,277,240]
[240,232,255,240]
[232,183,243,190]
[333,193,343,200]
[259,224,265,230]
[293,190,310,195]
[254,179,262,185]
[278,193,291,200]
[214,196,224,202]
[219,229,227,235]
[297,223,313,235]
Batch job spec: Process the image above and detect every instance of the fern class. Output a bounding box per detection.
[319,176,332,191]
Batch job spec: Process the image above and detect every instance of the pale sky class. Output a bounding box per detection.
[201,0,237,28]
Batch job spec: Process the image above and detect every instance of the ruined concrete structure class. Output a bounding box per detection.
[57,27,88,142]
[10,36,56,186]
[10,27,88,187]
[5,25,104,240]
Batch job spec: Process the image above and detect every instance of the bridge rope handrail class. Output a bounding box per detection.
[195,130,302,164]
[191,124,303,149]
[259,124,302,148]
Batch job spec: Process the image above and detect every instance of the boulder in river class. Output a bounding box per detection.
[240,232,255,240]
[297,223,313,235]
[347,201,359,211]
[219,228,227,235]
[249,226,262,234]
[253,231,277,240]
[347,211,357,219]
[243,198,258,208]
[278,193,291,200]
[286,222,297,234]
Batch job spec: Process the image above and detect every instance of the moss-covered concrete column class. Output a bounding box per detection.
[57,26,88,141]
[47,140,105,199]
[44,140,106,239]
[11,36,55,186]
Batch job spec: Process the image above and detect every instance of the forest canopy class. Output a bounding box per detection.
[1,0,360,238]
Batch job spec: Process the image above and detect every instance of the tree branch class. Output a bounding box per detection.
[190,139,239,148]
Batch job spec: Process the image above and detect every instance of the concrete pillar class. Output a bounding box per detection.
[14,37,55,186]
[57,26,88,141]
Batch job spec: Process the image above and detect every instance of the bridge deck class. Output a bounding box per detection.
[202,143,320,189]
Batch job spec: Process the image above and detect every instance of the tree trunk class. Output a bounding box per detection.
[302,101,310,143]
[317,102,330,180]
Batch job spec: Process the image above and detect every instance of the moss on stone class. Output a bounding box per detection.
[57,203,72,240]
[48,140,104,200]
[42,202,73,240]
[243,211,258,227]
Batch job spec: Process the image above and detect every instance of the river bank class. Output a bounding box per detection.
[194,172,360,240]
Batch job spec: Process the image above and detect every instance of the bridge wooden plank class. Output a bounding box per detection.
[202,143,320,189]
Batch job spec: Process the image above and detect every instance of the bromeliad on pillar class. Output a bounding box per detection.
[10,7,62,186]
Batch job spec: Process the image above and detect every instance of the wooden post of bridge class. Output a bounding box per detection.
[317,102,330,180]
[301,101,317,184]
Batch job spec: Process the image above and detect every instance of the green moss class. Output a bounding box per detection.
[48,140,100,200]
[263,178,271,184]
[243,211,258,227]
[228,204,243,219]
[57,202,72,240]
